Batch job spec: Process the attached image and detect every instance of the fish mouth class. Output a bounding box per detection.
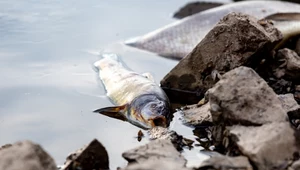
[149,116,167,128]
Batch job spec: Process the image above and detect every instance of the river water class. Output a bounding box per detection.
[0,0,228,169]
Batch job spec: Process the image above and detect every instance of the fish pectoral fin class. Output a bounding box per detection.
[93,104,127,121]
[142,72,155,82]
[264,12,300,21]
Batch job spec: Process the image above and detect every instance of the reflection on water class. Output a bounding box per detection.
[0,0,228,169]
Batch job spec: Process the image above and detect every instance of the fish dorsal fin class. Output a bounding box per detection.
[142,72,155,82]
[173,2,224,19]
[93,104,128,121]
[264,12,300,21]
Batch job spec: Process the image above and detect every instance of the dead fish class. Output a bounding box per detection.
[93,54,171,130]
[125,1,300,60]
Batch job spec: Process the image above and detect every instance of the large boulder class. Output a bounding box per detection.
[161,12,282,104]
[122,139,186,168]
[207,66,287,125]
[227,122,300,170]
[0,140,57,170]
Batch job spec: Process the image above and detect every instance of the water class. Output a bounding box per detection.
[0,0,228,169]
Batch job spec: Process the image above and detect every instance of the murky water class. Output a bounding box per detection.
[0,0,228,169]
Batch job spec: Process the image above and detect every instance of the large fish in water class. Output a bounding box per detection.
[125,1,300,60]
[93,54,171,130]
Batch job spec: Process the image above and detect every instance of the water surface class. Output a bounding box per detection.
[0,0,227,169]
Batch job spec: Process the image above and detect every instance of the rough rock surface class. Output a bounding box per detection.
[278,93,300,113]
[0,140,57,170]
[207,66,287,125]
[62,139,109,170]
[161,12,282,104]
[148,127,194,151]
[197,155,253,170]
[122,159,191,170]
[278,93,300,128]
[273,48,300,81]
[181,102,213,127]
[122,139,186,167]
[227,122,299,170]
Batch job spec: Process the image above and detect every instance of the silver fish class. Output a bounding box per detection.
[125,1,300,60]
[93,54,170,129]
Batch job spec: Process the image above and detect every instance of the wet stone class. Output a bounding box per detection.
[62,139,109,170]
[161,12,282,104]
[122,139,186,167]
[197,155,253,170]
[181,102,213,127]
[207,66,287,125]
[227,122,299,170]
[0,140,57,170]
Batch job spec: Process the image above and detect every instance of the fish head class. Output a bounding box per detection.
[129,94,170,129]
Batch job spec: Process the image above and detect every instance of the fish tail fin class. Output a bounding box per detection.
[264,13,300,50]
[93,104,128,121]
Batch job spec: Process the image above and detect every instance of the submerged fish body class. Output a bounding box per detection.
[125,1,300,60]
[93,54,170,129]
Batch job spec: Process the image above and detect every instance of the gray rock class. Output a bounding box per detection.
[122,159,191,170]
[278,93,300,113]
[278,93,300,126]
[228,122,299,170]
[207,66,287,125]
[197,155,253,170]
[62,139,109,170]
[273,48,300,81]
[148,126,194,151]
[122,139,186,167]
[161,12,282,104]
[0,140,57,170]
[181,102,213,127]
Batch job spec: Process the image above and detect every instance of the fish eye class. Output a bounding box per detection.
[150,104,157,108]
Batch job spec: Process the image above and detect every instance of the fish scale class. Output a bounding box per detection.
[125,1,300,60]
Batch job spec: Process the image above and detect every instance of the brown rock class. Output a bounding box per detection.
[228,122,299,170]
[197,155,253,170]
[273,48,300,81]
[62,139,109,170]
[207,66,287,125]
[181,102,213,127]
[0,140,57,170]
[122,139,186,167]
[161,12,282,104]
